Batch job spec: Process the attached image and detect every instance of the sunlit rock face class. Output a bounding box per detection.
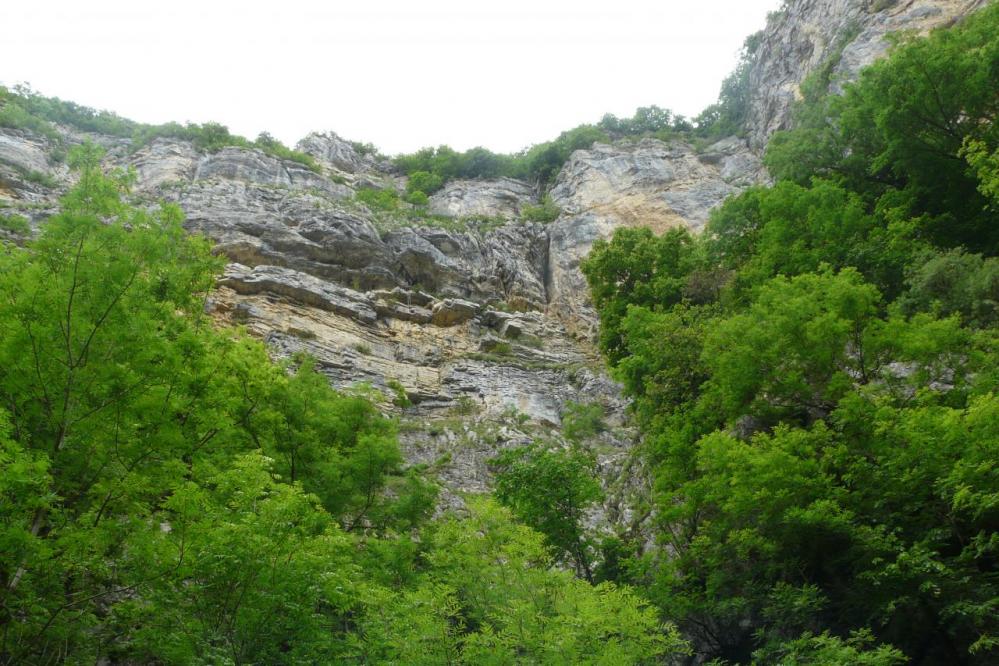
[545,137,765,332]
[0,0,983,516]
[427,177,535,219]
[744,0,988,150]
[296,131,384,175]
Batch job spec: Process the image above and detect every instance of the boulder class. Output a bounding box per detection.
[427,177,535,219]
[431,298,480,327]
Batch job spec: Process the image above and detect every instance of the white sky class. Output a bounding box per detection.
[2,0,780,155]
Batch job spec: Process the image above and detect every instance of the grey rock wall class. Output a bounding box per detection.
[744,0,988,149]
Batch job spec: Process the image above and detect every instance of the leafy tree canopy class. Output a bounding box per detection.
[582,7,999,663]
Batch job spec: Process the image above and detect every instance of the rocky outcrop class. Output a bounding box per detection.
[428,177,536,219]
[0,129,55,176]
[546,137,765,330]
[168,180,394,289]
[221,264,379,324]
[208,272,620,427]
[384,223,549,309]
[431,298,480,326]
[550,137,764,231]
[0,129,66,203]
[296,131,384,174]
[745,0,988,150]
[127,138,199,190]
[194,146,346,195]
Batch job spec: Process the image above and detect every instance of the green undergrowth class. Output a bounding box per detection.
[0,85,321,173]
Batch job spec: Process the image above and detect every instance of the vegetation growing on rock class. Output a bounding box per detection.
[0,84,321,172]
[0,2,996,664]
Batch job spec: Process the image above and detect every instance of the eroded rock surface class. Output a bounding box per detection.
[550,138,763,231]
[0,129,55,176]
[128,138,199,190]
[546,137,765,330]
[745,0,988,149]
[428,177,535,219]
[296,131,392,178]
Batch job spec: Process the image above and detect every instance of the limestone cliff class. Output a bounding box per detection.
[744,0,988,149]
[0,0,985,521]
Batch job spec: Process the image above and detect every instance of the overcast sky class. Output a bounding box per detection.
[2,0,780,155]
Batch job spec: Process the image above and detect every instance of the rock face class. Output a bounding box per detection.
[745,0,988,150]
[195,147,344,194]
[0,0,983,518]
[384,223,549,309]
[550,138,764,231]
[428,177,536,219]
[296,131,387,175]
[0,129,66,204]
[128,138,199,190]
[546,137,765,330]
[0,129,55,176]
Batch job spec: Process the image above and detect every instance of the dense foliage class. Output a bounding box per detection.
[4,5,997,664]
[583,7,999,664]
[492,442,604,582]
[0,146,685,664]
[393,123,611,193]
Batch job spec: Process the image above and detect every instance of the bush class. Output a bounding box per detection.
[0,213,30,235]
[349,140,380,157]
[520,195,561,223]
[0,91,60,141]
[393,123,611,191]
[598,105,692,138]
[1,84,134,138]
[451,394,481,416]
[406,170,443,195]
[254,132,320,173]
[403,190,429,206]
[386,378,411,408]
[561,401,605,443]
[356,187,400,212]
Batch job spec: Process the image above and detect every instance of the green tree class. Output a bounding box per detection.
[410,499,689,664]
[765,5,999,252]
[492,443,603,581]
[582,226,698,362]
[405,169,444,196]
